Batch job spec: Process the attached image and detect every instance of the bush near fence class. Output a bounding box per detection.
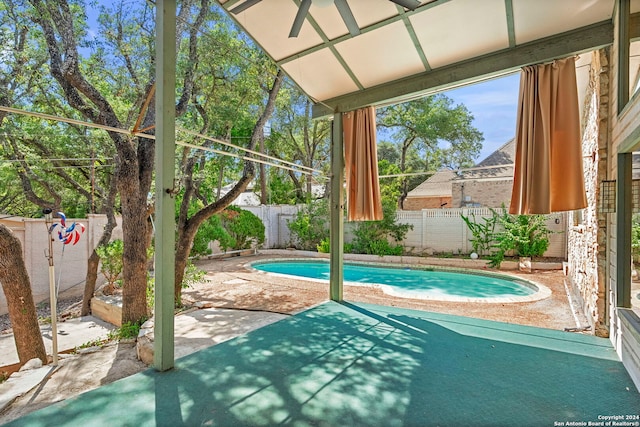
[243,206,567,259]
[395,208,567,258]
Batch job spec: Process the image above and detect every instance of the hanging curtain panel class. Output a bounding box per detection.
[343,106,383,221]
[510,56,587,214]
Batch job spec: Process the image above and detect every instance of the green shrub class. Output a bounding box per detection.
[191,217,215,256]
[460,211,498,256]
[219,206,265,251]
[632,215,640,263]
[288,200,330,250]
[489,208,551,268]
[191,214,235,256]
[95,240,124,292]
[317,237,330,253]
[108,320,144,340]
[348,198,411,256]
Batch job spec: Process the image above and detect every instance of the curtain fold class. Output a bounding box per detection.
[343,106,383,221]
[510,56,587,214]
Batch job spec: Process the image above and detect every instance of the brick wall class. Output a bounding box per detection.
[403,196,452,210]
[451,180,513,208]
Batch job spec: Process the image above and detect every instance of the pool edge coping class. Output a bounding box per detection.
[244,257,553,304]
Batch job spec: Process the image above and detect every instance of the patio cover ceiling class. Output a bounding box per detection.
[219,0,616,118]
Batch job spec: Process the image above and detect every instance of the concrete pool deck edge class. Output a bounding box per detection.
[245,256,553,304]
[257,249,564,270]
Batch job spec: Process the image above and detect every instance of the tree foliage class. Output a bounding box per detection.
[0,0,285,317]
[95,239,124,294]
[267,88,330,202]
[377,95,483,207]
[288,199,330,250]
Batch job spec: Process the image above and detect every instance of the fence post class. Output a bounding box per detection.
[261,205,269,248]
[461,208,468,253]
[421,209,427,249]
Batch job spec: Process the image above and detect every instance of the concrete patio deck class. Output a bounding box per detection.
[3,301,639,426]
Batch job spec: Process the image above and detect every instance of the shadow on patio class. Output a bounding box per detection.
[5,302,639,426]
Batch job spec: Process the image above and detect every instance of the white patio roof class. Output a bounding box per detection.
[218,0,616,117]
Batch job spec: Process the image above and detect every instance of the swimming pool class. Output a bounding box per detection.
[250,259,550,303]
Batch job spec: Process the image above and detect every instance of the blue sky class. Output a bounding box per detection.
[441,73,521,162]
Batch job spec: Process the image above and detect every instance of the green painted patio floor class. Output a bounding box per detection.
[5,302,639,427]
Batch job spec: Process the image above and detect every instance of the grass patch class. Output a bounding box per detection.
[108,320,144,341]
[73,320,145,353]
[75,337,110,350]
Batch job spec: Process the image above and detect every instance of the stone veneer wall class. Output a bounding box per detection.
[451,180,513,208]
[567,49,610,336]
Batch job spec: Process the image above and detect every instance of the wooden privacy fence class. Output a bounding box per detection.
[395,207,567,257]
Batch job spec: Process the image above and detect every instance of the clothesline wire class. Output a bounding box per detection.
[0,105,324,178]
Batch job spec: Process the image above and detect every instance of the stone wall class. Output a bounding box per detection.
[451,180,513,208]
[567,49,610,336]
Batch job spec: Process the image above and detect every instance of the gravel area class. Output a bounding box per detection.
[188,253,591,332]
[0,296,83,334]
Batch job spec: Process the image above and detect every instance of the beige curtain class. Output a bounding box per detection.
[509,56,587,214]
[343,106,383,221]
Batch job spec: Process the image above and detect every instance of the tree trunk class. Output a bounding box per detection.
[0,225,47,365]
[174,220,199,303]
[288,169,305,202]
[30,0,206,326]
[398,138,412,209]
[260,133,267,205]
[81,180,118,315]
[173,70,284,297]
[119,176,152,324]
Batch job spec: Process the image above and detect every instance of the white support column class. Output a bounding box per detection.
[154,0,176,371]
[330,113,344,301]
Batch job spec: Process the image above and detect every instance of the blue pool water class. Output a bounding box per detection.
[252,260,537,299]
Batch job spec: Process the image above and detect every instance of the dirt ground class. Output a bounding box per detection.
[0,253,590,424]
[187,254,590,331]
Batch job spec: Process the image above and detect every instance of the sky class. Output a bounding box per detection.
[440,73,521,162]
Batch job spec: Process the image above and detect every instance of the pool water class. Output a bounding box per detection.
[252,260,536,300]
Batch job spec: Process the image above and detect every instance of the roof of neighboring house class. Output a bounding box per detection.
[455,138,515,181]
[405,170,457,199]
[476,138,515,168]
[406,138,516,199]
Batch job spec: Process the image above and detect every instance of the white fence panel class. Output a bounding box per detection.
[395,207,567,258]
[0,214,122,316]
[242,205,301,248]
[395,211,423,248]
[545,213,567,258]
